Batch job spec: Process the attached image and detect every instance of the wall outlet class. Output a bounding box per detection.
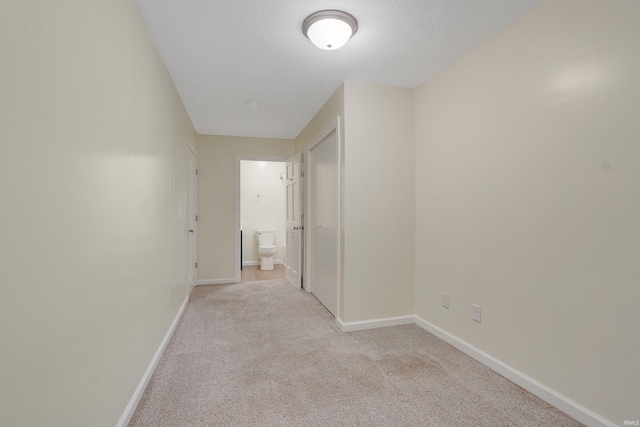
[473,304,481,323]
[441,292,449,308]
[473,304,480,323]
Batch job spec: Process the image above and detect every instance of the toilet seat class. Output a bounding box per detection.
[258,245,276,260]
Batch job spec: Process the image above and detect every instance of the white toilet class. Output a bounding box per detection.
[255,229,276,270]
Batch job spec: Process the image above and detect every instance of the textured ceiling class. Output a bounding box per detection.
[135,0,543,139]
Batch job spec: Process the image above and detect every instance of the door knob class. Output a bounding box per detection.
[188,229,194,233]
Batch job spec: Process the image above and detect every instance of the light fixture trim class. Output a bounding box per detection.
[302,10,358,50]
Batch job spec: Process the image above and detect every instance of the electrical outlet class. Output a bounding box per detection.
[473,304,481,323]
[441,292,449,308]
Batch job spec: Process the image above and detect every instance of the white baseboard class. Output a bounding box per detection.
[116,300,614,427]
[336,315,415,332]
[413,316,615,427]
[242,260,283,267]
[197,278,237,285]
[117,295,189,427]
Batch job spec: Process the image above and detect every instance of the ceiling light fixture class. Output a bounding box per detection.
[302,10,358,51]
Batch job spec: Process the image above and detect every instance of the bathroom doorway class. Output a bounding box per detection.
[239,159,286,282]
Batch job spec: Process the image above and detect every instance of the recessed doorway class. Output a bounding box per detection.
[240,160,286,279]
[234,154,305,290]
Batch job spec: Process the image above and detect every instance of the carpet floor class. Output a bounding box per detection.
[129,279,583,426]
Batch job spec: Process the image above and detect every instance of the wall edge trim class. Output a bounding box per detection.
[197,278,238,285]
[117,295,190,427]
[336,315,414,332]
[241,260,283,267]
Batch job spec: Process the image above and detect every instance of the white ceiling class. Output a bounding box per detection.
[135,0,543,139]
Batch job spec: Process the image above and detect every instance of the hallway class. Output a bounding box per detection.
[129,280,582,426]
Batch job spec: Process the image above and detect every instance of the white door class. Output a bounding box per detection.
[285,153,303,288]
[308,130,339,315]
[188,147,198,292]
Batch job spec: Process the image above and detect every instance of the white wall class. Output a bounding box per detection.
[414,0,640,424]
[196,135,294,283]
[0,1,196,426]
[342,81,415,322]
[241,161,286,264]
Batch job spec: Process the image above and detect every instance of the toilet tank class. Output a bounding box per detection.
[255,229,275,246]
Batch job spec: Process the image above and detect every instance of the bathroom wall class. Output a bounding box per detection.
[0,1,196,425]
[414,0,640,424]
[240,161,286,265]
[196,135,294,283]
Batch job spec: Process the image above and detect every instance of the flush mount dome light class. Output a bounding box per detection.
[302,10,358,51]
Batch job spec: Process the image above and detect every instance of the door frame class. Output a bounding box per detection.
[188,144,198,293]
[235,154,290,282]
[304,117,342,316]
[284,153,303,289]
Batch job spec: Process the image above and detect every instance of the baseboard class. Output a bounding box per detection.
[336,315,415,332]
[242,260,283,267]
[197,278,237,285]
[117,295,189,427]
[413,316,615,427]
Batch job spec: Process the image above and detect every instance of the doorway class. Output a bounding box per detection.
[239,160,286,281]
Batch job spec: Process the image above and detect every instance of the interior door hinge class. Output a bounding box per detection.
[195,168,198,175]
[195,215,198,222]
[195,262,198,269]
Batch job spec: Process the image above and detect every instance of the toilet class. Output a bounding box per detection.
[255,229,276,270]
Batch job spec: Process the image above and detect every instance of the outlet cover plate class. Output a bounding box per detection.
[441,293,449,308]
[473,304,481,322]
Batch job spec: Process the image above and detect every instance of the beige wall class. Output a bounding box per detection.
[295,82,415,322]
[0,1,196,426]
[414,0,640,424]
[342,81,415,322]
[295,84,345,153]
[196,135,294,282]
[295,85,346,316]
[2,0,635,425]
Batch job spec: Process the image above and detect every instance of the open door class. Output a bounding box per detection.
[285,153,303,289]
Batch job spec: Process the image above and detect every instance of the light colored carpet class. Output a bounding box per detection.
[129,279,583,427]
